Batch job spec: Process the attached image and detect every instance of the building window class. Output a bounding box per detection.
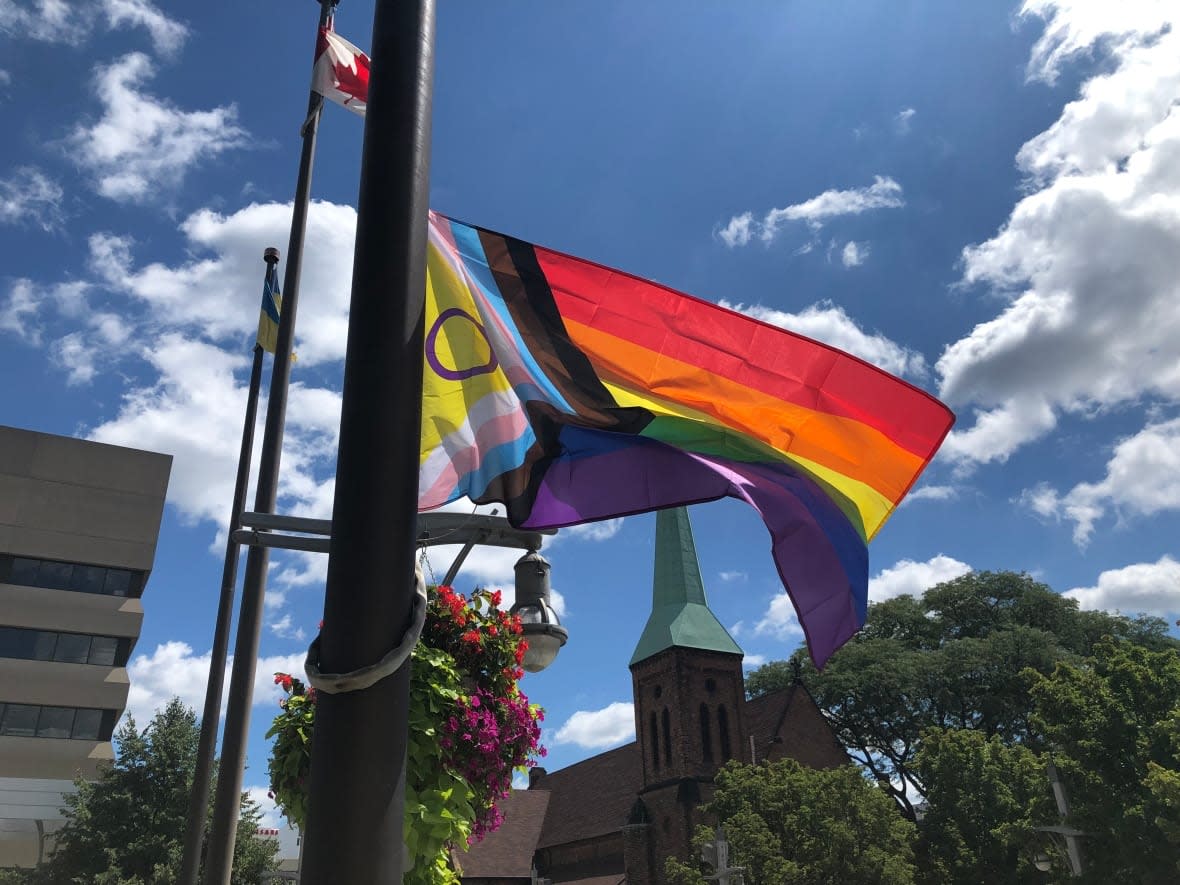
[662,707,672,764]
[699,704,713,762]
[0,703,115,740]
[0,703,38,737]
[36,706,75,739]
[718,705,731,759]
[649,711,660,771]
[0,626,131,667]
[0,555,144,599]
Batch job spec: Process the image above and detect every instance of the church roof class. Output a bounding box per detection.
[629,507,742,665]
[535,742,641,848]
[454,789,550,878]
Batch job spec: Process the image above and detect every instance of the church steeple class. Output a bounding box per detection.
[629,507,742,666]
[628,507,749,882]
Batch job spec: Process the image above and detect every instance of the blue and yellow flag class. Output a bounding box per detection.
[256,264,282,353]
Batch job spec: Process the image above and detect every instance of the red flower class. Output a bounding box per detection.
[463,629,481,645]
[490,589,502,607]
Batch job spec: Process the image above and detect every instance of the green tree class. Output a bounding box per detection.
[1026,639,1180,884]
[29,699,277,885]
[913,728,1054,884]
[746,571,1175,818]
[665,759,917,885]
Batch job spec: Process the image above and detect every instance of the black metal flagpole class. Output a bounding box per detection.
[177,248,279,885]
[298,0,435,880]
[202,2,337,881]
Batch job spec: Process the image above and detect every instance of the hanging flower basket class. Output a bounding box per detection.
[267,585,546,884]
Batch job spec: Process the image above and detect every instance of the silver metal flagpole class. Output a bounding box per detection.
[201,1,337,881]
[177,249,278,885]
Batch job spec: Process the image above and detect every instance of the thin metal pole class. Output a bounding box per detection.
[299,0,434,879]
[178,255,275,885]
[1048,760,1085,876]
[202,3,335,881]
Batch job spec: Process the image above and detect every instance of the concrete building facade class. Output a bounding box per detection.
[0,426,171,868]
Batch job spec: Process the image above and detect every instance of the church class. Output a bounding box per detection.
[456,507,847,884]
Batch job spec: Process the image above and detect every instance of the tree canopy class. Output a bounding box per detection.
[747,571,1176,818]
[665,759,917,885]
[1025,639,1180,883]
[22,699,276,885]
[746,570,1180,882]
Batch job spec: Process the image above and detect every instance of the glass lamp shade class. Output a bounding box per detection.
[511,549,568,672]
[514,601,568,673]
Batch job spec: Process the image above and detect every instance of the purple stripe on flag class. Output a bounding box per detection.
[518,426,865,666]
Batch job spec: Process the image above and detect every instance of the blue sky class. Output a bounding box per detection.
[3,0,1180,831]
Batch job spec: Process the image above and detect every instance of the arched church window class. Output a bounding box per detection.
[699,703,713,762]
[649,711,660,770]
[662,707,672,763]
[717,704,731,759]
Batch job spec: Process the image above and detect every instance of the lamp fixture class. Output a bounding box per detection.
[509,550,567,673]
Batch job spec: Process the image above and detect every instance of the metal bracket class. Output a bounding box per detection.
[231,511,554,557]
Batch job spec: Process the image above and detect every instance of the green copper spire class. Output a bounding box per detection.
[629,507,743,665]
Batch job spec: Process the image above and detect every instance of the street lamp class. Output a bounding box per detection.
[1033,760,1085,877]
[510,550,567,672]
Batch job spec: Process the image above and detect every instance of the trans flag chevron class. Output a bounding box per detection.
[418,211,955,665]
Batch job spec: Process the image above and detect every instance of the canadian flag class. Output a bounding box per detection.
[311,26,369,116]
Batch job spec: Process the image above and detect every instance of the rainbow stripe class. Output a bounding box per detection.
[419,212,953,664]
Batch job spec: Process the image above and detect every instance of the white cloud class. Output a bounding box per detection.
[88,335,258,525]
[894,107,917,135]
[0,167,64,230]
[1020,0,1173,85]
[718,570,747,583]
[868,555,972,603]
[561,518,624,542]
[742,654,767,669]
[67,52,249,203]
[89,201,358,363]
[102,0,187,55]
[1065,555,1180,616]
[716,212,755,248]
[719,299,927,379]
[51,331,98,385]
[0,0,186,54]
[124,641,306,723]
[717,176,904,246]
[269,614,307,642]
[904,484,958,503]
[938,8,1180,467]
[841,240,869,267]
[1019,417,1180,545]
[551,701,635,749]
[0,281,43,343]
[753,593,803,640]
[0,0,92,44]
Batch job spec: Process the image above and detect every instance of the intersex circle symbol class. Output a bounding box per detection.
[425,307,499,380]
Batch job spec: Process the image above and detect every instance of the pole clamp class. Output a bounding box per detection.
[304,566,427,694]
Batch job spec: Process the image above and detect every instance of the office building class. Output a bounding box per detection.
[0,426,171,868]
